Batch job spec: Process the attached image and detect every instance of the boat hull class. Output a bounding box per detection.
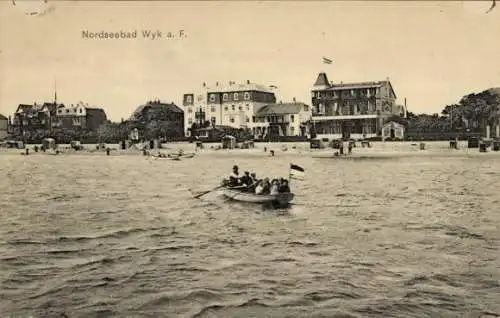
[167,153,196,159]
[221,188,294,206]
[151,156,180,161]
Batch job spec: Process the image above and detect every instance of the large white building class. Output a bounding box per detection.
[182,80,276,137]
[311,72,405,140]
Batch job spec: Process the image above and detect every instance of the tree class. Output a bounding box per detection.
[97,121,122,143]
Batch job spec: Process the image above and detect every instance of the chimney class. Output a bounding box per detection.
[203,82,206,87]
[216,81,219,86]
[229,81,233,85]
[293,97,296,103]
[247,80,250,84]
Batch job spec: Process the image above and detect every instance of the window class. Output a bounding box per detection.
[66,109,70,113]
[223,93,228,101]
[291,115,295,122]
[252,116,256,123]
[211,117,216,124]
[246,104,250,111]
[230,117,235,123]
[79,108,83,113]
[224,106,228,111]
[188,118,193,124]
[303,105,309,111]
[188,107,193,113]
[231,105,235,111]
[186,95,192,103]
[238,105,242,111]
[233,93,239,100]
[209,94,216,102]
[246,116,249,123]
[211,106,216,112]
[350,89,355,96]
[244,92,250,100]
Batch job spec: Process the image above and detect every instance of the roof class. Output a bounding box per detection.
[256,102,307,116]
[0,114,8,120]
[15,104,35,113]
[41,102,61,112]
[205,82,274,94]
[312,73,398,99]
[383,115,408,126]
[86,107,106,112]
[327,81,385,90]
[130,101,183,120]
[313,73,330,88]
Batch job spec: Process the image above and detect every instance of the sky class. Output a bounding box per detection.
[1,1,499,121]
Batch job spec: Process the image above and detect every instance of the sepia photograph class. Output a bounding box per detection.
[1,0,499,317]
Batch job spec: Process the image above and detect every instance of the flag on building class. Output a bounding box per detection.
[322,57,333,64]
[289,163,305,180]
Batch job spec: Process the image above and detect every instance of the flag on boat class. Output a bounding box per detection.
[322,57,333,64]
[289,163,305,180]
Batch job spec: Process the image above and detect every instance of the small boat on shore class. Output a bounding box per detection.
[151,155,181,161]
[168,152,196,159]
[220,187,294,207]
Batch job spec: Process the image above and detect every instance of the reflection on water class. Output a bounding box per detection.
[1,142,499,318]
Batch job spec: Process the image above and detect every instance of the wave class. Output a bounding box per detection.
[189,298,268,318]
[287,241,318,247]
[403,224,487,241]
[54,226,170,242]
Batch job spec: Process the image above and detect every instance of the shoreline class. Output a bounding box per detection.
[2,140,499,158]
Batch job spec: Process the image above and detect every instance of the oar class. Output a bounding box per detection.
[193,185,225,199]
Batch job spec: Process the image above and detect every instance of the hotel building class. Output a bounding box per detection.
[182,80,276,137]
[253,100,312,139]
[311,72,405,139]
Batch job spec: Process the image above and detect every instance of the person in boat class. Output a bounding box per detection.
[229,165,241,187]
[261,178,271,194]
[270,179,280,195]
[278,179,290,193]
[254,180,264,194]
[248,173,258,191]
[240,171,252,189]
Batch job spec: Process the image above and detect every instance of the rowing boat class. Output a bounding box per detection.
[167,152,196,159]
[220,187,294,206]
[151,155,181,161]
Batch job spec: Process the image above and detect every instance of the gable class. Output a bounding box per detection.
[384,81,397,99]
